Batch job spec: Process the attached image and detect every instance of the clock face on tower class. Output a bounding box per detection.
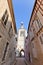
[20,31,25,36]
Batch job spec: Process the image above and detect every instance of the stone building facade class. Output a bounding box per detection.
[25,35,30,62]
[25,0,43,65]
[0,0,17,65]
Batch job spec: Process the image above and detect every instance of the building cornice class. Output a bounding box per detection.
[7,0,17,33]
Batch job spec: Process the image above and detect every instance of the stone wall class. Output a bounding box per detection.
[27,0,43,65]
[0,0,17,65]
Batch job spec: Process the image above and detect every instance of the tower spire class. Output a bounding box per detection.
[20,22,24,28]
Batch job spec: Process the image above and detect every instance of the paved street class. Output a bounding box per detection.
[16,58,28,65]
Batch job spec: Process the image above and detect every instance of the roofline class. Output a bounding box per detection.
[7,0,17,33]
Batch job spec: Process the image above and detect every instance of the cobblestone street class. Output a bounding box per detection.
[16,58,28,65]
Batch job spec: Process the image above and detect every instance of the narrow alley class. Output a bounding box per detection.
[0,0,43,65]
[16,58,27,65]
[16,57,31,65]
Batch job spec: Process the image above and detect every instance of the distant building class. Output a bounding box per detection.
[16,22,27,53]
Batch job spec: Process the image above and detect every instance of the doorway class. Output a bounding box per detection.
[20,49,25,57]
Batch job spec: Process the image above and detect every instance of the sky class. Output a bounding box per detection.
[12,0,35,30]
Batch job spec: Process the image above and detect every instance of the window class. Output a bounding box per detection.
[2,42,9,61]
[16,38,17,41]
[4,14,8,25]
[33,20,39,32]
[5,9,7,15]
[11,25,12,28]
[26,36,28,39]
[2,9,8,25]
[20,31,25,36]
[37,19,42,29]
[2,14,5,21]
[0,35,2,38]
[35,21,38,29]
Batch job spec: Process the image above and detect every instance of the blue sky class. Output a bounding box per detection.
[12,0,35,30]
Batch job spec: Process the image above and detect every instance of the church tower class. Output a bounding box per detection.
[16,22,27,54]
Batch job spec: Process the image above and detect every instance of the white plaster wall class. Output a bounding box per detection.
[17,28,27,52]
